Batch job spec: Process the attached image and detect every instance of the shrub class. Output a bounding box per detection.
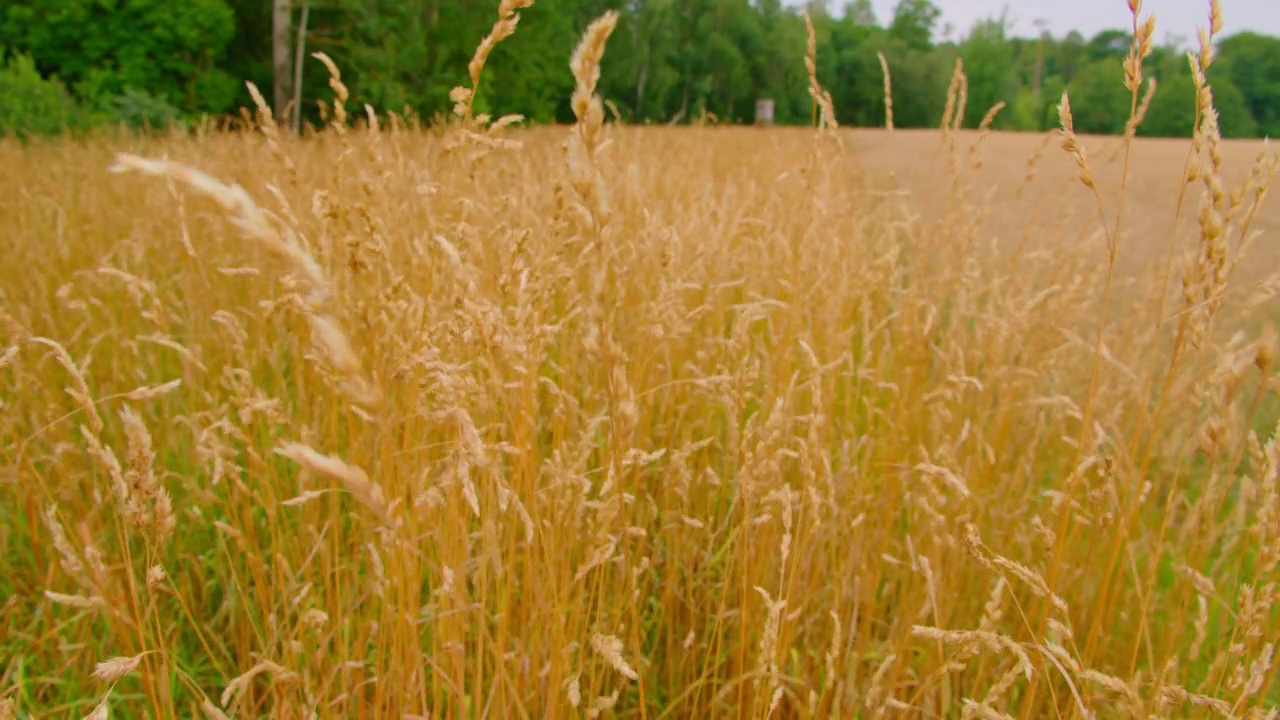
[0,49,82,137]
[103,87,185,132]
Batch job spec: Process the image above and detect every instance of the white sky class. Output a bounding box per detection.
[819,0,1280,42]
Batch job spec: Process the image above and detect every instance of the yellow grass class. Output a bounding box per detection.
[2,9,1280,719]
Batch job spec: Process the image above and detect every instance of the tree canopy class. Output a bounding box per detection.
[2,0,1279,138]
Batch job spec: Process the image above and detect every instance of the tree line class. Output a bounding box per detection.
[2,0,1279,139]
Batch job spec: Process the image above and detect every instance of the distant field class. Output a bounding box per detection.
[2,106,1279,719]
[845,128,1280,284]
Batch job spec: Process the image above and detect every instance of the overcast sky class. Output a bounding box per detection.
[822,0,1280,42]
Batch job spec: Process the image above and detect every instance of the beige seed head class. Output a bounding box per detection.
[311,52,348,127]
[245,82,275,130]
[1197,27,1216,70]
[309,314,362,376]
[31,337,103,435]
[93,653,148,683]
[978,102,1006,132]
[864,653,898,711]
[570,11,619,125]
[1138,15,1156,59]
[0,345,18,370]
[44,505,86,581]
[589,689,620,717]
[1057,92,1075,137]
[590,633,639,680]
[565,674,582,708]
[1244,643,1274,696]
[301,609,329,628]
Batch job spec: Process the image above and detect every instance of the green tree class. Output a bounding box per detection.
[889,0,940,52]
[1141,67,1258,139]
[221,0,273,108]
[615,0,685,122]
[1051,30,1087,82]
[1062,59,1130,134]
[752,0,810,124]
[329,0,486,122]
[828,19,887,127]
[960,16,1016,128]
[884,42,952,127]
[0,50,83,137]
[1217,32,1280,137]
[0,0,239,116]
[1012,73,1065,131]
[1085,29,1130,63]
[847,0,876,26]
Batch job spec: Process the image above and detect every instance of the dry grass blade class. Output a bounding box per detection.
[109,154,327,291]
[82,698,108,720]
[200,699,232,720]
[108,153,381,408]
[45,591,105,610]
[122,379,182,401]
[220,659,298,708]
[275,443,392,526]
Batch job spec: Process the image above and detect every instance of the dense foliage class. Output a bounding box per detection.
[1,0,1279,136]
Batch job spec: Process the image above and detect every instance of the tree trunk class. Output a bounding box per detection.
[292,2,310,132]
[272,0,293,120]
[635,43,649,119]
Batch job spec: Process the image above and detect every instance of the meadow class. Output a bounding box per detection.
[2,5,1280,719]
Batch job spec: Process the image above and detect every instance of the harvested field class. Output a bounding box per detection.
[849,128,1280,283]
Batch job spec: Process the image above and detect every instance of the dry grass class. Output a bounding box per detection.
[2,5,1280,719]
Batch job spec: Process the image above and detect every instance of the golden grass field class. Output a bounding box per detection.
[2,8,1280,720]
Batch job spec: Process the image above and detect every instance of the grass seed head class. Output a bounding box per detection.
[590,633,639,681]
[92,653,148,683]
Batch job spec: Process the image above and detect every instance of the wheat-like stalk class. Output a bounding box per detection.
[311,52,349,131]
[801,10,839,131]
[452,0,535,124]
[878,51,894,133]
[567,9,619,238]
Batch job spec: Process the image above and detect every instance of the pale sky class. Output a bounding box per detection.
[823,0,1280,42]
